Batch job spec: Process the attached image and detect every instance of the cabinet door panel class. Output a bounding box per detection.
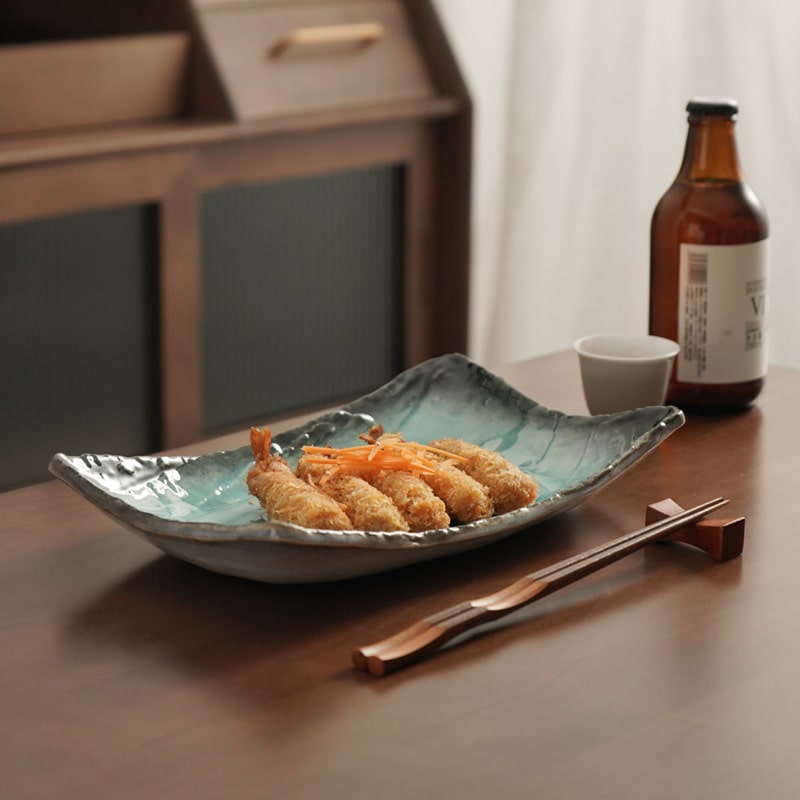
[201,165,403,431]
[0,206,160,489]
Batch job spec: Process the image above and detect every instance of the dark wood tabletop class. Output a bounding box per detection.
[2,350,797,799]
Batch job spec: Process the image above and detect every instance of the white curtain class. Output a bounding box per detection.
[433,0,800,369]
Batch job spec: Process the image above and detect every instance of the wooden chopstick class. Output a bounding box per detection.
[353,497,731,676]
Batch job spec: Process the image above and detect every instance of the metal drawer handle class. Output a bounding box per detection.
[269,22,384,57]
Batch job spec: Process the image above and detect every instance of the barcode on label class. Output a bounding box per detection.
[688,252,708,284]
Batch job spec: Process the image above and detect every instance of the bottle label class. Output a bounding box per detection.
[677,240,769,384]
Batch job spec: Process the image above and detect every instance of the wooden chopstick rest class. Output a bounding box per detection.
[353,497,742,677]
[645,497,745,562]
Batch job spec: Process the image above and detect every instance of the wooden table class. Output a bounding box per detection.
[2,351,797,799]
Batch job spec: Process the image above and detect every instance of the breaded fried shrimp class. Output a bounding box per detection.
[247,428,352,530]
[297,460,409,532]
[429,438,539,515]
[366,470,450,531]
[248,423,540,533]
[362,424,492,525]
[422,461,494,524]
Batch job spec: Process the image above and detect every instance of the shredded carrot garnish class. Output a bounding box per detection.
[300,437,468,478]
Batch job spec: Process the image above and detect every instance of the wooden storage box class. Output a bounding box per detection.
[196,0,435,119]
[0,32,190,136]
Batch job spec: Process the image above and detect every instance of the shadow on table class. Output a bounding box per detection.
[62,511,581,672]
[61,500,741,720]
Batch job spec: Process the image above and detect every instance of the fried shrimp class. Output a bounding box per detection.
[428,438,539,515]
[422,461,494,524]
[359,424,492,525]
[366,470,450,532]
[297,460,409,532]
[246,428,352,530]
[246,423,540,532]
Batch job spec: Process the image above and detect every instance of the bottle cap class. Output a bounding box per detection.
[686,98,738,117]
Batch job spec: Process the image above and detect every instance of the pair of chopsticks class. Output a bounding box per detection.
[354,497,736,677]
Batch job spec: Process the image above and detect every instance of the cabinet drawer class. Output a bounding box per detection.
[198,0,435,119]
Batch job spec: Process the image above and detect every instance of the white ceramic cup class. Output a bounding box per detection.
[574,334,680,414]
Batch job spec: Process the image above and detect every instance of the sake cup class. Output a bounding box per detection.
[574,334,680,414]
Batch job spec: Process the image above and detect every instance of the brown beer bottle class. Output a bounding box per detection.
[649,98,769,411]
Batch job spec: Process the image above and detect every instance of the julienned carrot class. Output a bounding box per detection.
[302,440,468,461]
[302,457,437,476]
[302,445,375,455]
[300,436,468,477]
[301,452,439,474]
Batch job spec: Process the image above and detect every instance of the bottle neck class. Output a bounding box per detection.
[678,116,743,182]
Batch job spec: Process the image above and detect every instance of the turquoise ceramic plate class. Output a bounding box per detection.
[49,354,684,583]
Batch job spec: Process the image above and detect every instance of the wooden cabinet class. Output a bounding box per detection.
[0,0,471,488]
